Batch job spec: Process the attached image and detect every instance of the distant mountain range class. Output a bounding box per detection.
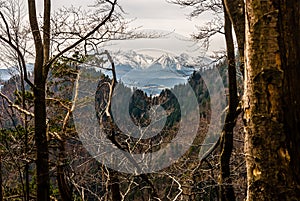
[0,51,216,94]
[97,50,215,95]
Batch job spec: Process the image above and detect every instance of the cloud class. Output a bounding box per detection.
[105,30,225,56]
[119,0,190,19]
[48,0,224,52]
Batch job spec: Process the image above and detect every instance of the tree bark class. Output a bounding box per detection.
[43,0,51,65]
[34,85,49,201]
[244,0,300,200]
[279,0,300,188]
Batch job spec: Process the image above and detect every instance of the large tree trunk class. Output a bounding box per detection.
[280,0,300,187]
[244,0,300,200]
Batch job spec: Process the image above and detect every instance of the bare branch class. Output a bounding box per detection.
[45,0,118,76]
[0,91,34,117]
[0,11,12,42]
[0,35,34,88]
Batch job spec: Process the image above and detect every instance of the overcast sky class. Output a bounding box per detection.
[46,0,200,35]
[43,0,225,54]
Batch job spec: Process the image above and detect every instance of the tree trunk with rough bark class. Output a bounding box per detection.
[244,0,300,200]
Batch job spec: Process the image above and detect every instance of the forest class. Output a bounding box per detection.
[0,0,299,200]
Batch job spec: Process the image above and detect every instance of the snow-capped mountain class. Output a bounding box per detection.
[84,50,216,95]
[97,50,215,95]
[97,50,214,71]
[153,54,181,70]
[1,50,216,95]
[110,50,154,69]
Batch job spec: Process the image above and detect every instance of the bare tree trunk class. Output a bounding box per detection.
[110,170,121,201]
[57,140,73,201]
[28,0,50,200]
[15,33,31,201]
[223,0,245,75]
[43,0,51,63]
[24,117,30,201]
[219,2,238,201]
[33,78,49,201]
[244,0,300,200]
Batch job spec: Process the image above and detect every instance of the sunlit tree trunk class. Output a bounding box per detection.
[244,0,300,200]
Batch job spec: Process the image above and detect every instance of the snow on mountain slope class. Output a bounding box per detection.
[111,50,154,68]
[117,51,205,95]
[153,54,181,70]
[0,50,216,95]
[84,50,216,95]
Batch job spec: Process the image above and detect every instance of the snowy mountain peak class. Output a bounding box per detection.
[152,54,182,70]
[111,50,153,68]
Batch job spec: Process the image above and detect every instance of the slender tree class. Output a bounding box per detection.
[223,0,245,75]
[218,1,238,200]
